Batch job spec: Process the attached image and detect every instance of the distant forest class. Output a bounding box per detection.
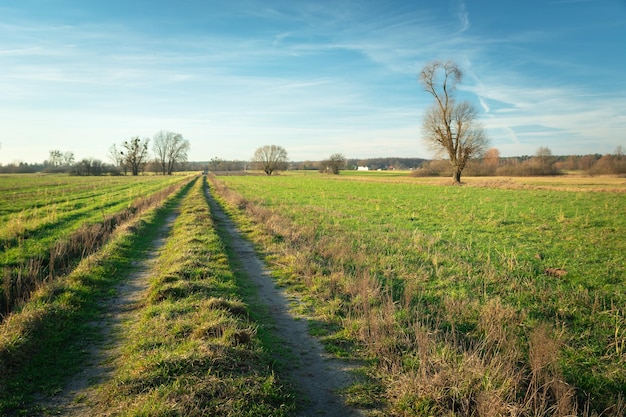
[1,150,625,176]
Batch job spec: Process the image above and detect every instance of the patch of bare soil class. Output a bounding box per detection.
[205,188,366,417]
[40,210,179,416]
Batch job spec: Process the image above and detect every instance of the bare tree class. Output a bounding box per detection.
[47,150,74,171]
[121,136,149,176]
[419,60,489,183]
[252,145,288,175]
[48,150,64,167]
[531,146,557,175]
[62,152,75,167]
[320,153,346,174]
[210,156,223,172]
[483,147,501,175]
[108,144,127,174]
[152,130,190,175]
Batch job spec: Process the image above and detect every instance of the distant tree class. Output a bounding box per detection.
[555,155,579,171]
[320,153,346,174]
[73,158,104,176]
[48,150,64,167]
[613,145,626,174]
[152,130,190,175]
[75,158,92,176]
[210,156,223,172]
[411,159,451,177]
[588,146,626,175]
[120,136,149,176]
[483,148,500,173]
[145,159,160,175]
[62,152,75,167]
[91,159,104,175]
[419,60,489,183]
[46,150,74,172]
[108,144,127,174]
[251,145,288,175]
[531,146,557,175]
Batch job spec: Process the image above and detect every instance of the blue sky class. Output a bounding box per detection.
[1,0,625,164]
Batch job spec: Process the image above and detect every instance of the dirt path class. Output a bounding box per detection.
[206,188,365,417]
[41,210,179,416]
[42,190,365,416]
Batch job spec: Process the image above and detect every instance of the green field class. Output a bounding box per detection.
[0,174,190,316]
[1,172,624,416]
[0,174,188,264]
[211,172,626,416]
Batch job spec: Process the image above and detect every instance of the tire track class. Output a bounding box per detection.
[40,209,179,416]
[205,186,365,417]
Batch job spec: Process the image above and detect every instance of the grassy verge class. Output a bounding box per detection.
[0,177,194,415]
[209,174,625,416]
[89,176,295,416]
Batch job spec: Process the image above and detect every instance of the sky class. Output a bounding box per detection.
[1,0,625,165]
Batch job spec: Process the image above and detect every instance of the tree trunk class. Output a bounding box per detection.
[453,169,462,183]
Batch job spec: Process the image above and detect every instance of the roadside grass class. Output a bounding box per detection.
[210,174,626,416]
[206,186,298,377]
[89,176,295,416]
[0,176,194,415]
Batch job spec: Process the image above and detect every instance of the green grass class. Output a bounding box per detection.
[0,176,193,415]
[0,174,192,317]
[1,176,296,416]
[0,174,189,266]
[211,173,626,416]
[90,176,295,416]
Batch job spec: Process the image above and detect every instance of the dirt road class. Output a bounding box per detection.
[206,188,365,417]
[41,210,179,416]
[42,189,364,416]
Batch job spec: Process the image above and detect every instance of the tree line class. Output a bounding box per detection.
[2,61,623,180]
[0,131,190,176]
[413,146,626,177]
[2,147,623,177]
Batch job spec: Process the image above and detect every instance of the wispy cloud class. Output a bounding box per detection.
[456,1,470,32]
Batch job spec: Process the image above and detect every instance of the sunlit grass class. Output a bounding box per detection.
[211,173,626,416]
[0,177,191,415]
[93,176,295,416]
[0,174,192,317]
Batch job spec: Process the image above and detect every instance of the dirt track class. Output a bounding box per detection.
[42,188,364,416]
[41,210,179,416]
[206,187,364,416]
